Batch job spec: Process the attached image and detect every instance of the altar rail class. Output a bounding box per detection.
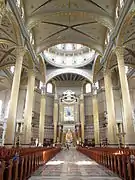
[77,146,135,180]
[0,146,61,180]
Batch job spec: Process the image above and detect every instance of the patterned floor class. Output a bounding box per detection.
[29,148,121,180]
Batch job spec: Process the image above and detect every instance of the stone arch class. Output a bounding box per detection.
[23,50,34,70]
[46,68,93,83]
[37,54,46,83]
[1,10,23,46]
[36,37,103,55]
[92,54,102,83]
[117,9,135,46]
[104,50,117,73]
[0,10,24,71]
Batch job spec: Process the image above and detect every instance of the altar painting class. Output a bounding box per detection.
[64,106,74,121]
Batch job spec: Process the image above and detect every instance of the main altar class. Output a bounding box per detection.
[58,90,81,145]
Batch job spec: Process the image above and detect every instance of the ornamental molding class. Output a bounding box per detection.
[61,90,77,104]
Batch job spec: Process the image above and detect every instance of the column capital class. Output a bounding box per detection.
[115,46,124,57]
[54,97,58,103]
[54,92,58,100]
[104,70,112,78]
[80,93,84,101]
[52,79,56,84]
[28,68,36,76]
[81,80,86,94]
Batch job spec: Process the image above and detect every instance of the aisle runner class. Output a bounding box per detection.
[29,148,121,180]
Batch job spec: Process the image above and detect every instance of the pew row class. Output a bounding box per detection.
[77,146,135,180]
[0,147,61,180]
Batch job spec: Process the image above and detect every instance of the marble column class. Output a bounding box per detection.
[23,69,35,145]
[53,94,58,143]
[39,85,46,145]
[4,47,25,145]
[80,94,85,143]
[92,85,100,145]
[104,71,118,145]
[115,46,135,145]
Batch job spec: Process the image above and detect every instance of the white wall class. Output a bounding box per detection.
[56,81,82,96]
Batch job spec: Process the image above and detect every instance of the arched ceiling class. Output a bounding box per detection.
[46,68,92,83]
[22,0,117,54]
[50,73,86,82]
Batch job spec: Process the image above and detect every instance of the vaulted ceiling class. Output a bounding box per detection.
[51,73,86,82]
[22,0,117,54]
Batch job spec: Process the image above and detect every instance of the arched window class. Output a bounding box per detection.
[95,81,99,89]
[47,83,53,93]
[116,6,119,19]
[21,7,24,18]
[120,0,124,8]
[16,0,21,7]
[10,66,15,74]
[105,30,110,46]
[125,66,129,74]
[86,83,91,93]
[39,81,43,89]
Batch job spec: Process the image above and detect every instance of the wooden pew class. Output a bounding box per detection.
[77,146,135,180]
[0,146,61,180]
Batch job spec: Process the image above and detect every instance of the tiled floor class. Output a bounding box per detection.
[29,148,121,180]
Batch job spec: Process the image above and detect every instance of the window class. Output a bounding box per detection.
[120,0,124,8]
[0,100,2,119]
[86,83,91,93]
[30,32,34,45]
[105,31,110,45]
[125,66,129,74]
[95,81,99,89]
[21,7,24,18]
[47,83,53,93]
[16,0,21,7]
[5,101,10,118]
[116,6,119,19]
[10,66,15,74]
[39,81,43,89]
[65,44,73,51]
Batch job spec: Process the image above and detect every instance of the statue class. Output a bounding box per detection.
[65,129,73,143]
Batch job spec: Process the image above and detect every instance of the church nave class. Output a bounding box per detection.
[30,148,121,180]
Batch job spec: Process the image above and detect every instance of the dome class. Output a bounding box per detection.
[43,43,96,68]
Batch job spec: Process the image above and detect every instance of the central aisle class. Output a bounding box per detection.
[30,148,121,180]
